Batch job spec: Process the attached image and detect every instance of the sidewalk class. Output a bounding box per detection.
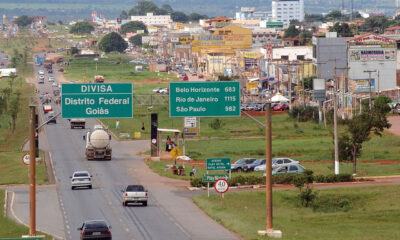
[6,186,65,240]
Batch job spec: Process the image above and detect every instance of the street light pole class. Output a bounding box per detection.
[364,70,376,109]
[29,104,36,236]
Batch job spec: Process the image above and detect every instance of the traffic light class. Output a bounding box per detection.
[150,113,158,156]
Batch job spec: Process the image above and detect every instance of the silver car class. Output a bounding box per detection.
[254,158,300,171]
[70,171,92,190]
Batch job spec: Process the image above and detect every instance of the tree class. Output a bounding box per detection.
[283,25,300,38]
[339,95,391,174]
[58,20,63,25]
[189,13,208,21]
[299,30,313,45]
[120,21,148,34]
[171,11,189,22]
[120,10,128,20]
[325,10,342,20]
[128,0,159,16]
[69,21,94,34]
[14,15,33,27]
[99,32,127,53]
[129,34,143,46]
[71,47,79,55]
[360,16,395,33]
[161,4,174,14]
[8,91,20,133]
[329,22,354,37]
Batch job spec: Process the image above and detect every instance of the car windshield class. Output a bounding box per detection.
[272,158,280,164]
[126,185,145,191]
[85,221,107,229]
[234,159,247,164]
[74,173,89,177]
[253,159,264,165]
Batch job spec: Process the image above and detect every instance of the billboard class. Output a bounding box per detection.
[351,78,375,93]
[349,49,395,61]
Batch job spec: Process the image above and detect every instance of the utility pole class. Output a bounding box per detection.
[29,103,37,236]
[335,66,350,118]
[333,58,339,175]
[314,61,327,124]
[364,70,376,109]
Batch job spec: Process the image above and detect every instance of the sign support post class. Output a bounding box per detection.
[29,105,36,236]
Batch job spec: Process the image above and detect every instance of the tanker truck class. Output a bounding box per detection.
[84,125,112,160]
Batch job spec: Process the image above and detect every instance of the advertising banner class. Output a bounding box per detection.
[351,79,375,93]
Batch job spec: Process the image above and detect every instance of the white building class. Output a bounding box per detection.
[130,13,171,26]
[235,7,272,21]
[272,0,304,26]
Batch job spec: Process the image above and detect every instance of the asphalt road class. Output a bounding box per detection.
[33,57,238,240]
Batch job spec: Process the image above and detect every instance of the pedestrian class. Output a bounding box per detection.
[166,136,171,152]
[190,167,196,177]
[116,120,120,130]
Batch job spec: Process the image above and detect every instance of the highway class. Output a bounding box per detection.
[34,55,238,240]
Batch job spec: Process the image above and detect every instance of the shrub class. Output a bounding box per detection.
[208,118,225,130]
[288,106,319,122]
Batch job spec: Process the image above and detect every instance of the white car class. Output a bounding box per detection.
[70,171,92,190]
[159,88,169,94]
[38,70,44,75]
[183,65,190,71]
[48,76,54,82]
[52,82,58,87]
[254,158,300,171]
[152,88,162,93]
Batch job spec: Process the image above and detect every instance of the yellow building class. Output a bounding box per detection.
[193,25,253,75]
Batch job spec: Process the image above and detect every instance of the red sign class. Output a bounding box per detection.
[214,179,229,193]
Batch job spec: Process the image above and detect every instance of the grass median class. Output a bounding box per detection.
[0,190,51,239]
[193,185,400,240]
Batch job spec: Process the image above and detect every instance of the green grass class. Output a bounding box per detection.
[0,37,48,185]
[0,190,52,239]
[193,185,400,240]
[62,54,177,85]
[182,135,400,163]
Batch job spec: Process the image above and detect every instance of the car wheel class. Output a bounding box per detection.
[143,201,147,206]
[71,186,75,190]
[237,168,242,173]
[88,185,92,189]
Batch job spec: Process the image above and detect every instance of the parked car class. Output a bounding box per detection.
[58,68,64,72]
[255,158,300,171]
[152,87,162,93]
[70,171,92,190]
[77,220,112,240]
[47,111,57,124]
[180,75,188,81]
[52,82,58,87]
[122,185,148,206]
[273,103,289,111]
[198,74,204,79]
[159,88,169,94]
[48,76,55,82]
[48,68,53,73]
[231,158,257,172]
[244,159,266,172]
[272,163,305,175]
[38,70,44,75]
[184,65,190,71]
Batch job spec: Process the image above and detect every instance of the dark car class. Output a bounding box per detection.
[180,75,188,81]
[48,68,53,73]
[231,158,257,172]
[78,220,112,240]
[58,68,64,72]
[244,159,266,172]
[47,112,57,124]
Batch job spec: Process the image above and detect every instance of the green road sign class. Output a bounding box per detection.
[169,81,240,117]
[202,174,230,183]
[61,83,133,118]
[206,158,231,171]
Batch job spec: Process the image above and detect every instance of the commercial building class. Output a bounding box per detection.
[235,7,272,21]
[271,0,304,26]
[312,33,351,80]
[347,33,397,93]
[130,13,171,26]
